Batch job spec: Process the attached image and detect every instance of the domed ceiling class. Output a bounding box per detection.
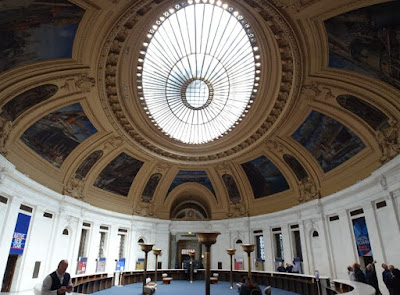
[0,0,399,220]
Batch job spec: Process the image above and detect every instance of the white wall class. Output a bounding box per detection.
[0,155,400,294]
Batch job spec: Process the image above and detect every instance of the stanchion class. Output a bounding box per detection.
[152,249,161,283]
[226,249,236,289]
[241,244,255,279]
[189,250,195,283]
[198,232,220,295]
[140,243,154,295]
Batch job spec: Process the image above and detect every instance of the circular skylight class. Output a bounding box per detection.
[137,0,260,144]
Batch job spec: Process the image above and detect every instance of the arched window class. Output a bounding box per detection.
[62,229,69,235]
[312,231,319,237]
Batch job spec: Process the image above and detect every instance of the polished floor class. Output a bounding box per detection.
[95,280,301,295]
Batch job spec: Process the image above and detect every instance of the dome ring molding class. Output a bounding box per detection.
[98,0,302,162]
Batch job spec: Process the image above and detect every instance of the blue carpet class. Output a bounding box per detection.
[95,280,300,295]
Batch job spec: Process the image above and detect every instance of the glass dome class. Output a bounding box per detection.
[137,0,260,144]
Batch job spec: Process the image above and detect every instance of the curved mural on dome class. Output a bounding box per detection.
[2,84,58,121]
[141,173,162,202]
[241,156,289,199]
[292,110,366,173]
[0,0,84,73]
[336,94,389,131]
[167,170,216,199]
[222,174,241,204]
[325,1,400,90]
[20,103,97,168]
[283,154,308,182]
[94,153,143,196]
[75,150,103,180]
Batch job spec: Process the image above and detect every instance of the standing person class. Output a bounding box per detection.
[42,260,73,295]
[366,262,382,295]
[383,263,394,295]
[388,268,400,295]
[291,260,300,274]
[353,263,367,283]
[347,265,356,281]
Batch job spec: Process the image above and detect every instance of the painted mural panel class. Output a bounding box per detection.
[0,0,85,73]
[142,173,162,202]
[2,84,58,121]
[283,154,308,181]
[241,156,289,199]
[94,153,143,196]
[75,150,103,180]
[222,174,241,204]
[167,170,216,198]
[336,94,389,131]
[325,1,400,90]
[20,103,97,168]
[292,111,366,173]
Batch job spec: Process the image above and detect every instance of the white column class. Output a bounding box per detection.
[69,216,83,275]
[298,220,309,275]
[262,226,273,271]
[87,222,100,274]
[281,224,291,266]
[107,225,119,273]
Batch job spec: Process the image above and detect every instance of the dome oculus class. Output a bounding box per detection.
[137,0,260,144]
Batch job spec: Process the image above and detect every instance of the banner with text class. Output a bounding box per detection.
[10,213,31,255]
[352,217,373,256]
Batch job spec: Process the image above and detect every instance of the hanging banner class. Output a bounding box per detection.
[96,257,106,272]
[10,213,31,255]
[77,257,87,274]
[116,258,125,271]
[352,217,373,256]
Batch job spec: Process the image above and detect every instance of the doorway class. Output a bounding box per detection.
[1,254,18,292]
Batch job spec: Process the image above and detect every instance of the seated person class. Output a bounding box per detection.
[239,277,261,295]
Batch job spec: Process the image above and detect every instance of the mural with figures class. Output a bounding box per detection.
[292,110,366,173]
[241,156,289,199]
[167,170,216,199]
[20,103,97,168]
[94,153,143,196]
[1,84,59,121]
[0,0,85,73]
[75,150,103,180]
[325,1,400,90]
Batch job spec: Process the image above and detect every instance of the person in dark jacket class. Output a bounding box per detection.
[353,263,367,284]
[387,268,400,295]
[366,262,382,295]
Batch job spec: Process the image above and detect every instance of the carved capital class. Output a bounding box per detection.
[376,120,400,164]
[298,177,320,203]
[135,201,155,217]
[64,177,85,200]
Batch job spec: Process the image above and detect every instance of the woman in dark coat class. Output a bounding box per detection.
[365,263,381,295]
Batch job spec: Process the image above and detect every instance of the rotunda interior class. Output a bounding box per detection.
[0,0,399,293]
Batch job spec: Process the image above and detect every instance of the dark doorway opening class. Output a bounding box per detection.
[1,254,18,292]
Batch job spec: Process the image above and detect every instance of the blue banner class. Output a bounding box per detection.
[116,258,125,271]
[352,217,373,256]
[10,213,31,255]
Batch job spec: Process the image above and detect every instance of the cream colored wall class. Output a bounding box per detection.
[0,155,399,294]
